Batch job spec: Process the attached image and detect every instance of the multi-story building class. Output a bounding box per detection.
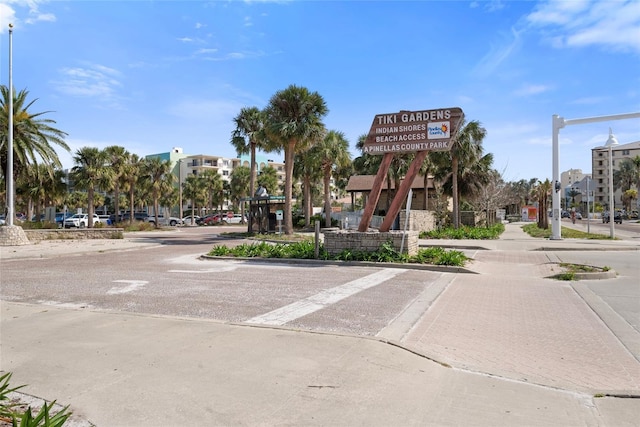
[147,147,241,215]
[561,169,590,210]
[591,140,640,211]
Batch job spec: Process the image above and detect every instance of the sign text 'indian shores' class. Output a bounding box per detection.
[363,107,464,155]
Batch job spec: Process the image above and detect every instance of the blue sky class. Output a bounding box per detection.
[1,0,639,182]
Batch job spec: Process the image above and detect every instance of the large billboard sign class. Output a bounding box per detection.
[363,107,464,155]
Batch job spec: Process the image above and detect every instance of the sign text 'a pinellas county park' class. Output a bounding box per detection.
[363,107,464,155]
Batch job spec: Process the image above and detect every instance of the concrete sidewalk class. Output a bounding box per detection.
[2,301,639,427]
[1,222,640,426]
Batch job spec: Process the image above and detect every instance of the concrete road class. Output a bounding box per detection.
[1,224,639,426]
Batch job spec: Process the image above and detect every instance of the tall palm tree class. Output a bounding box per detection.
[71,147,111,227]
[104,145,130,217]
[294,150,323,227]
[231,106,265,199]
[142,157,174,228]
[0,86,69,182]
[229,165,250,223]
[200,170,223,213]
[182,174,207,223]
[263,85,328,234]
[122,153,142,225]
[434,120,487,228]
[311,130,351,228]
[533,179,552,229]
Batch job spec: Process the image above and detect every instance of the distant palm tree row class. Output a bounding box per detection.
[3,83,564,233]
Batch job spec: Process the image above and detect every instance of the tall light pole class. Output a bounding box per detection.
[7,23,14,226]
[551,111,640,240]
[178,159,183,223]
[605,128,618,239]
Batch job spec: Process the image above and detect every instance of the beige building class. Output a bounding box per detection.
[591,140,640,211]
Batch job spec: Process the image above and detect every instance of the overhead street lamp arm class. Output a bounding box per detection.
[551,111,640,240]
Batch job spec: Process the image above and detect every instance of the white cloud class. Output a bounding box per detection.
[53,63,123,100]
[512,84,552,97]
[0,4,17,31]
[195,48,218,55]
[527,0,640,54]
[473,27,523,77]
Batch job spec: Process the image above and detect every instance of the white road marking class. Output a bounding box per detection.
[168,266,238,274]
[107,280,147,295]
[246,268,406,326]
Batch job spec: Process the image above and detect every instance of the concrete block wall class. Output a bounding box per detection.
[399,210,436,232]
[22,228,124,242]
[323,230,419,256]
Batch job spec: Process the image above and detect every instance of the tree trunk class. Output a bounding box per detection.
[284,141,295,235]
[324,167,332,228]
[250,142,256,198]
[452,157,459,229]
[303,176,312,228]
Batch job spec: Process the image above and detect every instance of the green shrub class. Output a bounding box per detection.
[420,223,504,240]
[0,372,71,426]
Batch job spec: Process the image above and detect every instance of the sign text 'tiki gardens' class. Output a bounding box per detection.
[363,107,464,155]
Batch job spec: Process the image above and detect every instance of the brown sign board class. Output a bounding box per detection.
[363,107,464,155]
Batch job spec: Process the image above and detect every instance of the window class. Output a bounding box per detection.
[598,179,603,184]
[222,170,229,176]
[623,150,630,155]
[598,161,602,166]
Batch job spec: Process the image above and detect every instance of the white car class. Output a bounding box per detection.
[146,215,183,226]
[223,213,247,224]
[64,214,102,228]
[182,215,200,225]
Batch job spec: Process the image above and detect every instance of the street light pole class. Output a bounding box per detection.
[605,128,618,239]
[178,159,183,223]
[7,24,14,226]
[550,111,640,240]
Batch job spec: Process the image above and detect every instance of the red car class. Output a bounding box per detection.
[199,214,222,225]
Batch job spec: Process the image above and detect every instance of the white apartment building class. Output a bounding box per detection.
[591,140,640,211]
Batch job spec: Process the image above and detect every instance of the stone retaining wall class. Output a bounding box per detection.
[22,228,124,242]
[323,230,418,256]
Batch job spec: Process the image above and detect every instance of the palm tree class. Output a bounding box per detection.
[182,174,207,223]
[293,150,323,227]
[200,170,223,213]
[229,165,250,223]
[231,107,265,199]
[0,86,69,182]
[311,130,351,228]
[71,147,112,227]
[104,145,130,218]
[257,165,279,196]
[122,153,142,225]
[532,179,552,230]
[142,157,174,228]
[263,85,328,234]
[433,120,487,228]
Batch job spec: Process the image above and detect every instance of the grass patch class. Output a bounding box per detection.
[552,263,611,281]
[420,223,505,240]
[208,240,468,267]
[522,223,612,239]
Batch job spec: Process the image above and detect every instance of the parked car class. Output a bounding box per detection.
[182,215,200,225]
[602,211,622,224]
[55,212,73,228]
[197,214,222,226]
[222,213,246,224]
[119,212,150,222]
[64,213,102,228]
[146,215,183,226]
